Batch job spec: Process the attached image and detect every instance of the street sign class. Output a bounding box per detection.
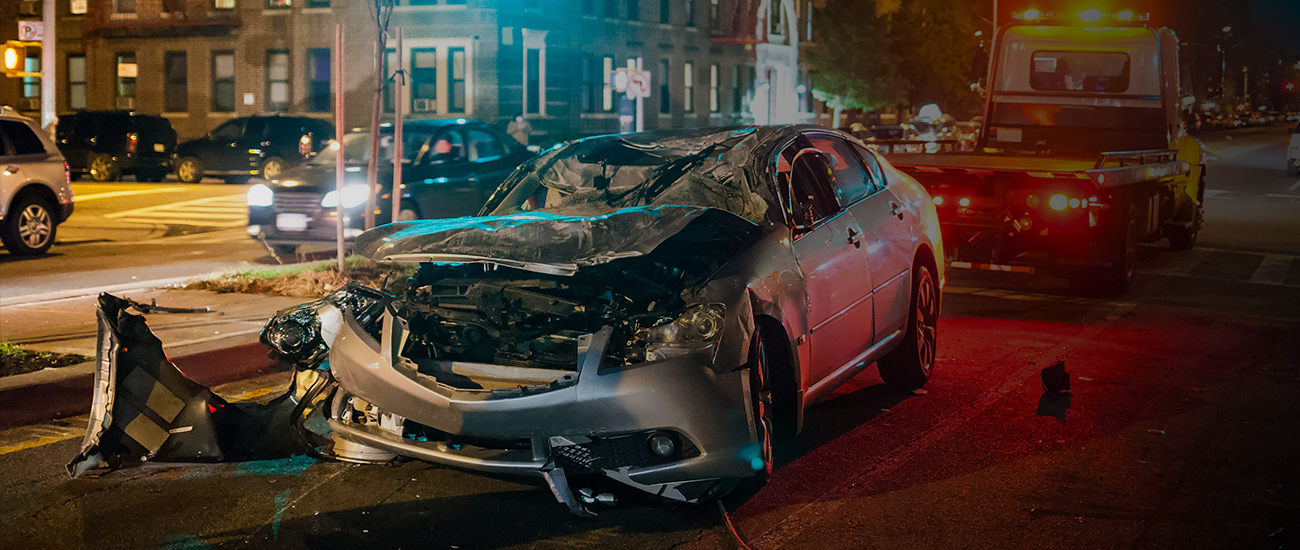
[626,70,651,99]
[18,21,43,42]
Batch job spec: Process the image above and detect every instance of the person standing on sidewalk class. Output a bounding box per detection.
[507,113,532,146]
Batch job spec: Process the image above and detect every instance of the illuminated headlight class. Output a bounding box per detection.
[321,184,370,208]
[247,183,274,207]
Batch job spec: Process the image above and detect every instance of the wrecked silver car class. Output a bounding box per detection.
[69,126,943,514]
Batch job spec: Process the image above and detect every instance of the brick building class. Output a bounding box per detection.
[0,0,825,143]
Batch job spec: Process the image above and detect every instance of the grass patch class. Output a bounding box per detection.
[186,255,413,298]
[0,341,92,378]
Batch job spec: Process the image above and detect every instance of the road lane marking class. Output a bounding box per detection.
[74,187,187,202]
[1289,179,1300,193]
[0,421,86,456]
[106,195,248,228]
[1249,255,1295,286]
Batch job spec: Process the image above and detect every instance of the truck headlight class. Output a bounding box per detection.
[247,183,274,207]
[321,184,370,209]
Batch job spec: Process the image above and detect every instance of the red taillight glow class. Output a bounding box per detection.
[126,132,138,153]
[64,161,70,184]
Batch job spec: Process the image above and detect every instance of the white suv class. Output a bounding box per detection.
[0,109,72,255]
[1289,122,1300,177]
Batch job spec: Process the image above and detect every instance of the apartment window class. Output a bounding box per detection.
[582,0,594,14]
[116,53,137,99]
[411,48,438,112]
[22,56,39,99]
[710,0,719,29]
[526,49,541,114]
[383,49,396,112]
[659,59,670,114]
[164,51,188,112]
[68,55,86,111]
[660,0,670,23]
[604,0,618,17]
[448,47,466,113]
[732,65,742,114]
[446,0,467,4]
[683,61,694,112]
[212,51,235,112]
[114,0,136,13]
[70,0,88,14]
[266,50,290,112]
[746,64,755,111]
[266,0,290,8]
[770,1,783,35]
[306,0,329,7]
[601,56,614,111]
[306,48,330,112]
[709,63,719,112]
[627,0,639,20]
[579,55,593,112]
[214,0,235,8]
[685,0,694,26]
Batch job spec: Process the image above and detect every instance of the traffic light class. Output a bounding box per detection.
[1,41,24,76]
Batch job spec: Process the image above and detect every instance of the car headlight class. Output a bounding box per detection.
[321,184,370,209]
[635,304,726,362]
[247,183,274,207]
[261,304,325,365]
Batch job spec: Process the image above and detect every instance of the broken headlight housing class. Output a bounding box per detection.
[636,303,726,361]
[262,303,327,366]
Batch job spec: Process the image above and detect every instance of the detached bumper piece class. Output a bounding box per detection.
[67,294,311,478]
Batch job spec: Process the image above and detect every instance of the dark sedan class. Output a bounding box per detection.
[246,118,532,254]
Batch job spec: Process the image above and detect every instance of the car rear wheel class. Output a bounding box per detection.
[260,157,286,180]
[1,196,57,255]
[176,157,203,183]
[877,262,939,390]
[88,153,120,182]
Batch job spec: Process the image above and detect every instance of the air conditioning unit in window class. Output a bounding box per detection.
[18,98,40,111]
[19,1,40,16]
[116,96,135,110]
[412,98,433,112]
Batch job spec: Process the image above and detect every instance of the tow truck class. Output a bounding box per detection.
[879,9,1206,294]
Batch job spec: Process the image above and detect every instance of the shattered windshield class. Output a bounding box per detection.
[481,127,775,225]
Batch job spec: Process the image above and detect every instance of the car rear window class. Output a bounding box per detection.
[1030,51,1130,93]
[0,120,47,156]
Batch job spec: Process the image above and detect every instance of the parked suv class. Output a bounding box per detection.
[56,111,177,182]
[0,109,73,255]
[247,118,532,254]
[174,115,334,184]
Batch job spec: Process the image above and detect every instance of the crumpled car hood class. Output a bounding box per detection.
[355,205,761,275]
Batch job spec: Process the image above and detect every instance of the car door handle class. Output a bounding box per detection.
[846,227,862,249]
[889,201,905,220]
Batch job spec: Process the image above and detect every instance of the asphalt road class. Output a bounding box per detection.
[0,126,1297,549]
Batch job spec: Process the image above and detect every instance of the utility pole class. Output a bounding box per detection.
[334,25,346,271]
[41,0,55,129]
[392,27,404,222]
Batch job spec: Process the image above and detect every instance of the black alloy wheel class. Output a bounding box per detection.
[877,263,939,389]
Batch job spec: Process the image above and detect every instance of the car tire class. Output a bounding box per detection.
[271,244,298,256]
[877,262,939,390]
[176,157,204,183]
[260,157,286,181]
[88,153,120,182]
[1073,205,1138,296]
[1,195,58,255]
[747,326,778,479]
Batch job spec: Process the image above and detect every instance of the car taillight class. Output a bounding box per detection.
[299,134,311,156]
[126,132,138,153]
[64,161,70,184]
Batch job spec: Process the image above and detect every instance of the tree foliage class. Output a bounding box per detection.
[807,0,905,115]
[886,0,983,115]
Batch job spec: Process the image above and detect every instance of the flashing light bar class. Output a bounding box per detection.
[1011,8,1149,24]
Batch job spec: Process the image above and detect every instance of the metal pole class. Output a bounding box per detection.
[635,57,644,132]
[335,25,346,271]
[364,36,381,230]
[392,27,404,223]
[40,0,55,129]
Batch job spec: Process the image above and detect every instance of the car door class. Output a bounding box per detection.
[56,114,90,171]
[782,138,876,385]
[204,118,248,171]
[848,140,915,342]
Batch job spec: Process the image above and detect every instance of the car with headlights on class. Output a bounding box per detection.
[70,126,942,515]
[1288,121,1300,177]
[246,118,530,255]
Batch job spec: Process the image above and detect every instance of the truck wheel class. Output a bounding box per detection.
[176,157,204,183]
[878,263,939,389]
[88,153,120,182]
[1,195,58,255]
[1096,205,1138,295]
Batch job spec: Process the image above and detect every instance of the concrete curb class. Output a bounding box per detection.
[0,275,198,308]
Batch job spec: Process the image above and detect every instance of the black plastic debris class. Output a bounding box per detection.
[1040,360,1070,393]
[1037,360,1072,421]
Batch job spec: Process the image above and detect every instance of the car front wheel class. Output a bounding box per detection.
[1,196,58,255]
[260,157,286,180]
[176,157,203,183]
[877,262,939,389]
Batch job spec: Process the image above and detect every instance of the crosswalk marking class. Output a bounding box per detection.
[1137,248,1300,288]
[105,195,247,228]
[1249,255,1295,286]
[75,187,187,202]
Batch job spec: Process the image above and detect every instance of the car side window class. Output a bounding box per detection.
[775,140,840,233]
[244,119,270,141]
[850,143,887,193]
[427,129,467,164]
[209,120,243,141]
[0,120,46,156]
[808,134,873,207]
[466,129,505,163]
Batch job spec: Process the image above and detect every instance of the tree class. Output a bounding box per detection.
[886,0,983,117]
[365,0,397,229]
[807,0,905,127]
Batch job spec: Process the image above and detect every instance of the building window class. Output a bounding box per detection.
[579,55,593,112]
[746,64,755,112]
[448,47,466,113]
[627,0,639,20]
[409,0,438,5]
[732,64,742,114]
[70,0,88,14]
[582,0,593,15]
[266,50,290,112]
[659,59,670,114]
[660,0,670,23]
[526,49,541,114]
[383,49,396,112]
[604,0,618,17]
[683,61,694,112]
[266,0,290,8]
[68,55,86,111]
[411,48,437,112]
[114,0,136,13]
[116,53,137,99]
[214,0,235,8]
[164,51,187,112]
[710,0,719,29]
[770,1,783,35]
[22,56,39,99]
[212,51,235,112]
[601,56,614,111]
[303,49,330,112]
[446,0,467,4]
[306,0,329,7]
[685,0,694,26]
[709,63,719,112]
